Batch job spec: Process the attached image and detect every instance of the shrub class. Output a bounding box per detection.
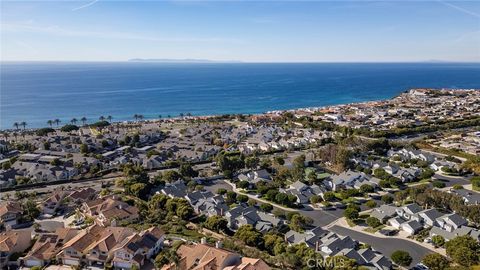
[366,217,381,228]
[391,250,412,266]
[60,124,79,132]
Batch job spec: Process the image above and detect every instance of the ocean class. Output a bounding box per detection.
[1,62,480,130]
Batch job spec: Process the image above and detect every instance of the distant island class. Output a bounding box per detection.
[128,58,242,63]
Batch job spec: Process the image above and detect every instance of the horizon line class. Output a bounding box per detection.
[2,60,480,64]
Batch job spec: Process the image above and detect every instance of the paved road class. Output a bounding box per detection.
[433,173,471,187]
[298,206,344,227]
[330,225,433,266]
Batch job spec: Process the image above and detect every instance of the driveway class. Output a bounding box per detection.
[330,225,433,266]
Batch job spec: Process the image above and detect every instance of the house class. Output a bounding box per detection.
[388,217,404,229]
[160,180,187,198]
[192,195,229,217]
[111,227,165,269]
[430,225,480,241]
[225,205,282,233]
[280,181,325,204]
[285,226,328,249]
[418,209,444,227]
[41,189,70,215]
[395,203,422,221]
[67,187,97,204]
[21,228,79,267]
[57,225,107,266]
[160,242,271,270]
[401,220,423,235]
[436,213,468,232]
[370,205,398,223]
[0,201,23,229]
[451,189,480,205]
[0,230,32,268]
[318,232,357,256]
[327,170,377,191]
[82,196,139,226]
[237,169,271,185]
[357,248,392,270]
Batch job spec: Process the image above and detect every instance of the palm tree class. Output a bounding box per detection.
[54,119,61,126]
[186,113,192,117]
[158,115,162,119]
[179,113,184,118]
[107,115,113,122]
[20,121,27,130]
[138,115,144,121]
[2,133,9,141]
[13,122,19,130]
[133,114,139,121]
[167,115,171,118]
[12,132,18,141]
[81,117,87,126]
[71,118,78,125]
[47,120,53,127]
[99,116,105,122]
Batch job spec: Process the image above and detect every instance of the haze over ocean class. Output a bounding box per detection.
[1,62,480,130]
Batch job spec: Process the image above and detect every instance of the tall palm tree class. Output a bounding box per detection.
[54,119,61,126]
[20,122,27,130]
[47,120,53,127]
[12,132,18,141]
[81,117,87,126]
[186,113,192,117]
[71,118,78,125]
[107,115,113,122]
[99,116,105,121]
[13,122,19,130]
[179,113,184,118]
[133,114,139,121]
[138,115,144,121]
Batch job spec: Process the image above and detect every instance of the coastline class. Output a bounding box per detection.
[2,87,479,132]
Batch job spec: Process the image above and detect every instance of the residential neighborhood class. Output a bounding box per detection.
[0,88,479,270]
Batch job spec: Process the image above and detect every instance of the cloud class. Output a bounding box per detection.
[438,1,480,18]
[1,22,245,44]
[72,0,100,11]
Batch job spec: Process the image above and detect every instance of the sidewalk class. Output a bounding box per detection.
[330,217,446,256]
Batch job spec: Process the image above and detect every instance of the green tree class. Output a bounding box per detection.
[22,199,40,221]
[234,225,263,246]
[445,235,480,266]
[204,215,228,232]
[289,214,313,232]
[359,184,374,194]
[381,194,394,204]
[323,191,336,202]
[365,200,377,209]
[431,235,445,247]
[422,253,449,270]
[344,207,359,220]
[245,156,260,169]
[391,250,412,267]
[260,203,273,212]
[366,217,381,228]
[179,163,198,178]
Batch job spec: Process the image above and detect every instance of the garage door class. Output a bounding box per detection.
[25,259,42,267]
[64,259,80,266]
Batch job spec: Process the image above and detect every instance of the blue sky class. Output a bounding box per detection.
[1,1,479,62]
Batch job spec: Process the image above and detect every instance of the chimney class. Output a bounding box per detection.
[200,237,207,244]
[215,241,223,249]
